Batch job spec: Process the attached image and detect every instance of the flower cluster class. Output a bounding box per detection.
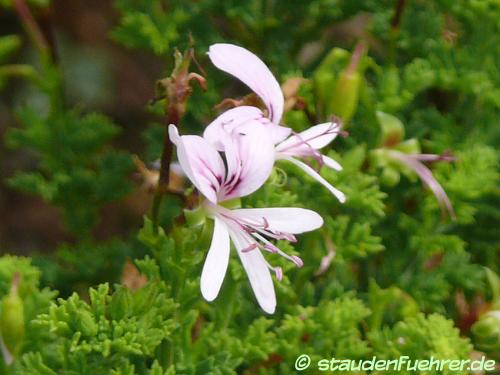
[169,44,346,313]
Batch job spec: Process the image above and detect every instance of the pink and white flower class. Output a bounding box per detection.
[204,43,345,202]
[169,124,323,313]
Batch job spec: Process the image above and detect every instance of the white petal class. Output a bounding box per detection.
[284,156,346,203]
[276,122,339,154]
[232,117,292,145]
[208,44,284,124]
[322,155,343,171]
[204,106,291,148]
[221,123,276,200]
[233,207,323,233]
[229,230,276,314]
[200,218,231,301]
[203,106,264,150]
[169,124,225,203]
[265,123,292,144]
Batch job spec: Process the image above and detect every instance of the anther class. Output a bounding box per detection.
[264,243,279,253]
[241,243,258,253]
[279,232,297,243]
[274,267,283,281]
[291,255,304,267]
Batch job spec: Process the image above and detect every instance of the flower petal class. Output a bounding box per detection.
[276,122,339,155]
[221,123,275,200]
[322,155,343,171]
[283,156,346,203]
[209,43,284,124]
[169,125,225,203]
[233,207,323,233]
[391,151,455,219]
[250,122,291,145]
[204,106,264,150]
[200,218,230,301]
[204,106,291,147]
[270,125,293,143]
[229,229,276,314]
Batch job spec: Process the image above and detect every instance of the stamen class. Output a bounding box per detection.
[279,232,297,242]
[214,207,305,268]
[338,129,349,138]
[274,267,283,281]
[264,243,279,253]
[416,152,455,163]
[289,131,326,167]
[291,255,304,268]
[241,243,258,253]
[235,215,296,242]
[277,122,346,172]
[279,122,342,154]
[251,232,299,265]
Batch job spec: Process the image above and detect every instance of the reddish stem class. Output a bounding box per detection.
[13,0,50,56]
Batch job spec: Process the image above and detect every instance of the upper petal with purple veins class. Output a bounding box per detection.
[219,123,275,201]
[170,123,275,203]
[208,43,284,125]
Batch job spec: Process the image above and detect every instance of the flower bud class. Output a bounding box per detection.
[327,43,366,126]
[376,111,405,147]
[313,48,350,118]
[0,273,24,360]
[328,69,361,126]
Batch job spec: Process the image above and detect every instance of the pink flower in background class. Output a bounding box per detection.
[169,124,323,313]
[389,150,455,219]
[204,43,345,202]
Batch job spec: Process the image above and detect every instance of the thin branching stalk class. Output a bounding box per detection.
[151,49,206,230]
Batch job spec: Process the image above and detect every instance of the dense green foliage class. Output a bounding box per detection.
[0,0,499,373]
